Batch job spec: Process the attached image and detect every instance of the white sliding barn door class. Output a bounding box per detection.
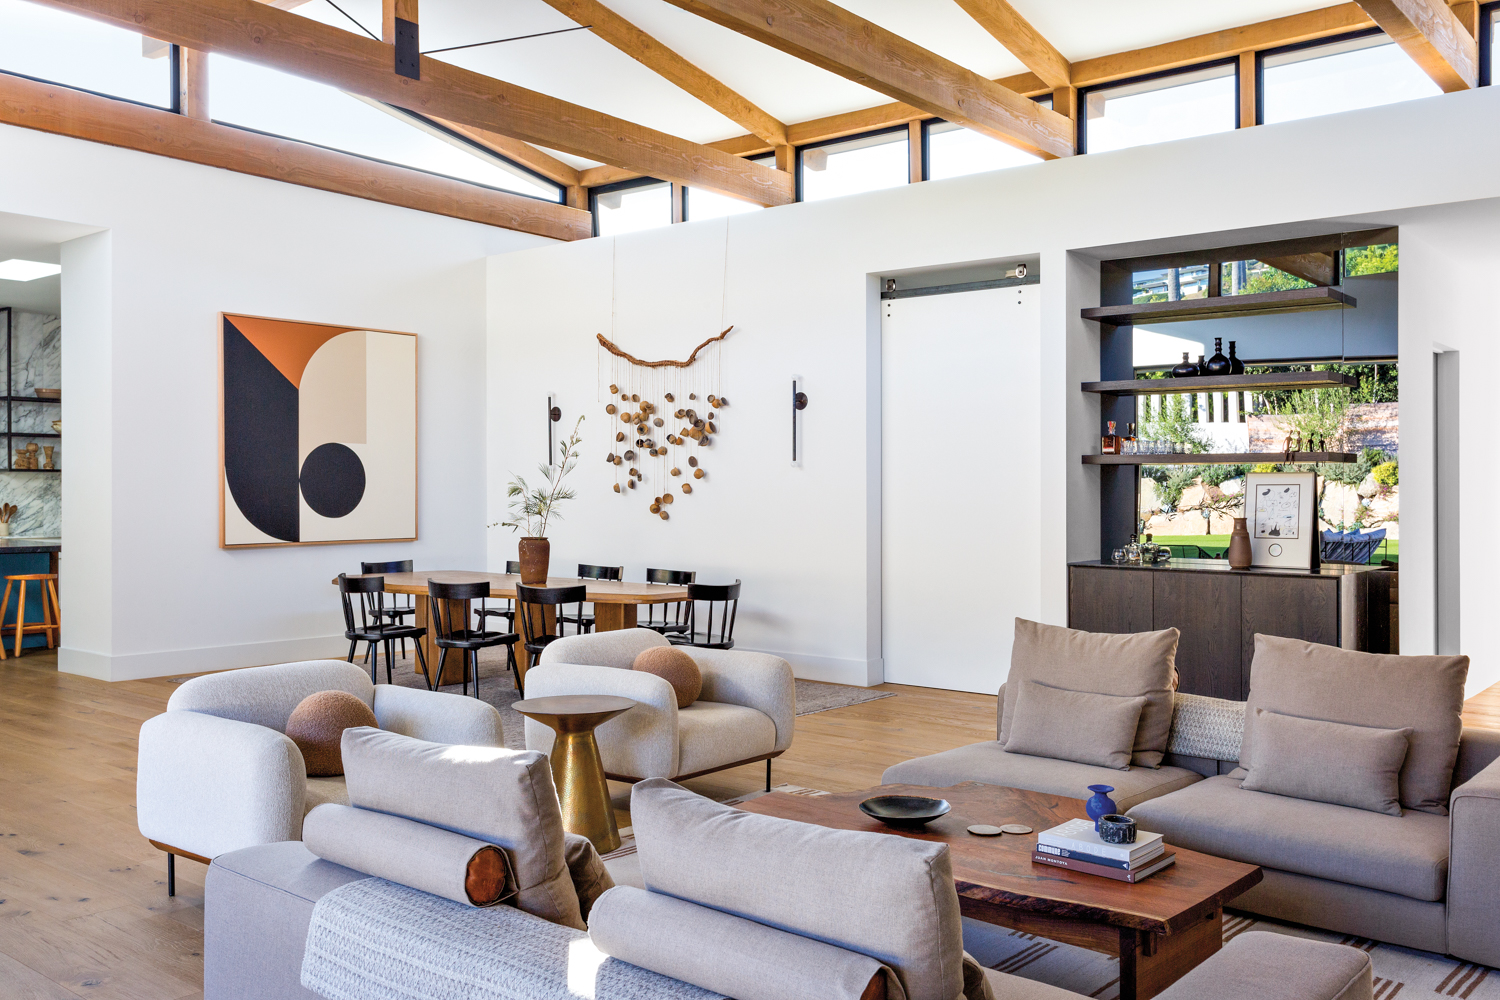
[881,285,1042,693]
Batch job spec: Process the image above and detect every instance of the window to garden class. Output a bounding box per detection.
[1080,62,1237,154]
[0,0,174,108]
[1260,30,1441,126]
[209,54,563,199]
[593,179,671,236]
[1134,362,1399,564]
[799,128,909,202]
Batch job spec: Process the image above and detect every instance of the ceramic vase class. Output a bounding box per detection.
[1205,337,1232,376]
[0,523,10,538]
[1085,785,1118,831]
[1228,517,1252,569]
[518,537,550,585]
[1228,340,1245,375]
[1170,353,1198,378]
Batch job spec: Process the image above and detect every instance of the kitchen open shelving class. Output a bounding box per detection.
[1084,452,1357,466]
[1079,285,1355,326]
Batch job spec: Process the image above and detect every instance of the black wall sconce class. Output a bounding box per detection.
[547,394,561,463]
[792,377,808,465]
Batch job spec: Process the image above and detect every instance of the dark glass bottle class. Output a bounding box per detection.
[1171,352,1198,378]
[1228,340,1245,374]
[1205,337,1232,376]
[1196,354,1208,375]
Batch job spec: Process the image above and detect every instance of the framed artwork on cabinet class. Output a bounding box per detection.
[219,313,417,548]
[1245,470,1317,570]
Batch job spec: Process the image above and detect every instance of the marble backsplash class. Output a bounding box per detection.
[1,310,61,535]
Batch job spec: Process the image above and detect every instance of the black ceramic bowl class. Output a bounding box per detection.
[859,795,951,829]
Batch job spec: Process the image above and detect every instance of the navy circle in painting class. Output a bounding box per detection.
[300,443,366,518]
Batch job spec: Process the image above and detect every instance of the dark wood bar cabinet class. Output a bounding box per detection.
[1068,559,1395,701]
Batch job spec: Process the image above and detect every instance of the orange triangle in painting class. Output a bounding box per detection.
[227,315,356,389]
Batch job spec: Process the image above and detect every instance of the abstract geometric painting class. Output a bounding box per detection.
[220,313,416,547]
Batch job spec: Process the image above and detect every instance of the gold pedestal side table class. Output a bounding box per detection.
[511,694,636,853]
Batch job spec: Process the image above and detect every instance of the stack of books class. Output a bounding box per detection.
[1031,818,1176,883]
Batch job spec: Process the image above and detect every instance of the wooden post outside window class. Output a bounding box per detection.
[671,183,685,223]
[908,120,923,183]
[178,46,209,120]
[1238,51,1257,127]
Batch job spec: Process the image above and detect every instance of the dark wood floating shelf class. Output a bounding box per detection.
[1080,286,1356,326]
[1082,370,1361,395]
[1084,452,1358,465]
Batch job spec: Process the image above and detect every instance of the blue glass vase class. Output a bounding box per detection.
[1086,785,1118,831]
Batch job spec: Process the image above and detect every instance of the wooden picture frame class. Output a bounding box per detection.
[1244,470,1317,570]
[219,312,418,548]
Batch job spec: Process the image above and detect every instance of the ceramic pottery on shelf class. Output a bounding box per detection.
[1170,352,1198,378]
[1085,785,1118,831]
[1098,814,1137,845]
[1228,341,1245,375]
[1205,337,1232,376]
[518,537,550,585]
[1228,517,1253,569]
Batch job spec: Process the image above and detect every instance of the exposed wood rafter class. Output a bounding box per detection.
[1259,253,1337,286]
[38,0,793,206]
[435,120,582,187]
[951,0,1070,90]
[539,0,788,147]
[1354,0,1477,90]
[0,72,591,239]
[661,0,1074,158]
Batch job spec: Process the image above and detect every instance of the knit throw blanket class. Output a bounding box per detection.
[301,878,725,1000]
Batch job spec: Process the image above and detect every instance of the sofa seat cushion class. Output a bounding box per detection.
[880,743,1202,812]
[304,775,349,813]
[1153,931,1372,1000]
[676,702,776,776]
[1127,775,1449,901]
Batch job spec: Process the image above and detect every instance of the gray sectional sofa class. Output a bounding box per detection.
[885,636,1500,967]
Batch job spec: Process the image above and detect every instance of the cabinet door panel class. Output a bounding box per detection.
[1068,567,1153,635]
[1154,573,1242,700]
[1241,576,1339,692]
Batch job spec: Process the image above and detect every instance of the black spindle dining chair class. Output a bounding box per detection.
[362,560,416,658]
[670,580,740,650]
[339,573,427,684]
[515,584,588,665]
[475,561,523,634]
[641,567,695,637]
[561,564,622,634]
[428,580,521,698]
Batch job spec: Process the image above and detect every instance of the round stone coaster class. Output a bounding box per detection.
[966,824,1003,837]
[1000,824,1033,835]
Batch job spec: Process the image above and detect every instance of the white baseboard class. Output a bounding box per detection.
[741,647,883,687]
[59,634,352,682]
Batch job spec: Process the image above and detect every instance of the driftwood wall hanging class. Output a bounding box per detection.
[598,328,731,521]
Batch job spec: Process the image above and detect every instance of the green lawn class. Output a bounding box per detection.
[1148,534,1398,564]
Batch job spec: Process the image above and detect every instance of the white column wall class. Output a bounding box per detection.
[490,84,1500,692]
[0,123,552,680]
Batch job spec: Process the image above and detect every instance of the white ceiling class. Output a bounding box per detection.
[293,0,1333,170]
[0,211,102,315]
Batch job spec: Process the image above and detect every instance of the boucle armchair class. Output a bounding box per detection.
[136,659,504,892]
[524,628,794,790]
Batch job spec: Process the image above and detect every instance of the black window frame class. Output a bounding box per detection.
[589,176,670,237]
[794,124,909,201]
[1482,1,1498,87]
[1076,57,1239,154]
[920,92,1055,179]
[0,45,179,114]
[1255,27,1395,127]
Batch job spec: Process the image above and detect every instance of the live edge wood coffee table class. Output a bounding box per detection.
[738,781,1262,1000]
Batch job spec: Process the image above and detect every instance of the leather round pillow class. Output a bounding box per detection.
[285,690,377,776]
[632,645,702,709]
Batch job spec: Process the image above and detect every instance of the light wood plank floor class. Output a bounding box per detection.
[4,649,1498,999]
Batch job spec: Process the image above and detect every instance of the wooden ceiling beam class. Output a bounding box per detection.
[538,0,788,146]
[1354,0,1477,90]
[951,0,1070,90]
[38,0,793,206]
[1259,252,1338,286]
[661,0,1074,158]
[0,71,591,239]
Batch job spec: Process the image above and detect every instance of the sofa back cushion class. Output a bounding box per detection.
[1243,635,1467,815]
[630,778,964,1000]
[1000,619,1179,769]
[1003,682,1146,770]
[339,727,584,928]
[538,627,669,669]
[168,660,372,733]
[1240,709,1411,815]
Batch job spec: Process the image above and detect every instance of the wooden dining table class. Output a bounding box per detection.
[343,571,690,687]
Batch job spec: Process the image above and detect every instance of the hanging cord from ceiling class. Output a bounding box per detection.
[319,0,379,40]
[423,25,592,55]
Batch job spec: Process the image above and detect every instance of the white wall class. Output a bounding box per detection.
[0,123,553,680]
[489,84,1500,694]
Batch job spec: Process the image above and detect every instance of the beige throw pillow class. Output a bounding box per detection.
[1001,619,1179,768]
[1243,635,1466,815]
[1003,681,1146,770]
[1241,709,1411,816]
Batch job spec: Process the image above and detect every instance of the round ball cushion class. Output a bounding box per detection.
[285,690,377,776]
[632,645,702,709]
